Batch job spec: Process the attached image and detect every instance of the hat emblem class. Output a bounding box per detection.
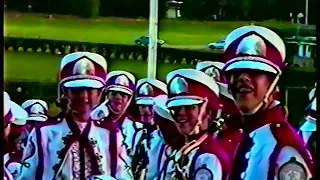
[236,34,267,57]
[30,104,45,114]
[72,58,95,76]
[169,77,188,95]
[204,67,220,79]
[115,75,130,86]
[139,83,154,96]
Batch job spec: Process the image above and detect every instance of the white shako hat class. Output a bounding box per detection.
[196,61,234,100]
[166,69,220,135]
[21,99,49,122]
[222,26,286,115]
[136,78,167,106]
[153,95,175,122]
[166,69,220,109]
[57,52,107,99]
[196,61,225,79]
[4,91,28,126]
[105,71,136,96]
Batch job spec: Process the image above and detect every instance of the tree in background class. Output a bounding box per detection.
[4,0,317,23]
[6,0,30,12]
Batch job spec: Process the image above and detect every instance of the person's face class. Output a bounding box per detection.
[228,70,274,113]
[66,88,102,115]
[138,105,154,124]
[170,104,201,135]
[107,91,130,114]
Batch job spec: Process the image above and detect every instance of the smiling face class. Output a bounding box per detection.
[170,104,201,135]
[106,90,130,114]
[228,70,275,113]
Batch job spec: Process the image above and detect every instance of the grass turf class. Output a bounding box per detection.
[4,51,193,115]
[4,12,299,47]
[4,51,194,82]
[4,51,315,119]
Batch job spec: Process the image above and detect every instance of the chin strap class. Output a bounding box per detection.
[107,95,133,122]
[186,98,209,136]
[240,73,281,116]
[172,133,209,180]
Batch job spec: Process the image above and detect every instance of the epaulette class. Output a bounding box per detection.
[270,122,314,175]
[193,136,231,180]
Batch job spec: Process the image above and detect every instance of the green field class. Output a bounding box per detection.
[4,12,298,47]
[3,12,312,118]
[4,51,194,82]
[4,51,193,115]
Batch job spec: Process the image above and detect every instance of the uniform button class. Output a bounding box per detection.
[240,172,246,179]
[228,139,232,142]
[249,132,255,138]
[245,152,251,159]
[276,124,281,128]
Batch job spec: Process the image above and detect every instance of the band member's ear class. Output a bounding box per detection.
[205,109,212,120]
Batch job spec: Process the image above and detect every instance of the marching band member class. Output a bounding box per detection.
[17,52,128,179]
[222,26,314,179]
[298,85,316,160]
[3,91,28,180]
[6,123,28,179]
[21,99,49,132]
[6,99,50,170]
[136,78,167,128]
[195,61,242,129]
[135,78,167,142]
[91,70,146,179]
[196,61,243,161]
[144,95,185,180]
[158,69,231,180]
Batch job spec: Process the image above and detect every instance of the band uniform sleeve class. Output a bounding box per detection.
[276,146,312,180]
[132,130,148,179]
[17,128,40,180]
[133,127,147,155]
[194,153,222,180]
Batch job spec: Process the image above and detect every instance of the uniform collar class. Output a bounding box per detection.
[243,101,286,133]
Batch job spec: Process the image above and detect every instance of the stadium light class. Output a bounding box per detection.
[147,0,159,79]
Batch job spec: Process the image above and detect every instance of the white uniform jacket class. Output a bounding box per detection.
[158,134,230,180]
[17,117,134,180]
[114,116,147,179]
[144,130,175,180]
[231,122,314,180]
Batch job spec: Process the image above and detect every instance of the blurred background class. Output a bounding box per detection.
[3,0,317,127]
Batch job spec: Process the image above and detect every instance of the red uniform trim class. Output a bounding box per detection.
[269,122,314,177]
[197,136,232,180]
